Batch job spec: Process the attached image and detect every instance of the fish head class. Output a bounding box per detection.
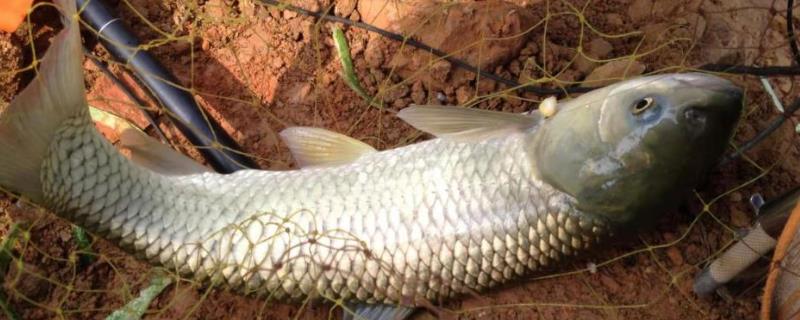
[531,73,743,229]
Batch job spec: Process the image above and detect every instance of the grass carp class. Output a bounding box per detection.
[0,1,743,319]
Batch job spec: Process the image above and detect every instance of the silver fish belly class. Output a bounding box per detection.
[41,111,607,304]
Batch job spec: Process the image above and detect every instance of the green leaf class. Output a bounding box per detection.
[0,224,20,276]
[331,26,379,108]
[72,226,95,267]
[106,272,172,320]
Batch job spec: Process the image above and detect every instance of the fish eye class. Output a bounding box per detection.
[632,97,654,115]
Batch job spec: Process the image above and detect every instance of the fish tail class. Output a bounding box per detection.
[0,0,84,203]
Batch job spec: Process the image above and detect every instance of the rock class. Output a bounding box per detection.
[521,42,539,57]
[4,262,52,301]
[456,86,472,105]
[686,244,702,262]
[383,83,410,102]
[666,247,684,266]
[515,0,545,5]
[428,60,452,85]
[684,12,707,38]
[518,57,535,83]
[283,9,297,19]
[574,38,613,74]
[360,0,536,88]
[539,41,566,73]
[509,60,521,76]
[777,77,793,95]
[450,69,475,88]
[730,208,751,227]
[477,78,496,93]
[320,71,337,86]
[370,68,385,83]
[287,83,312,104]
[435,91,447,103]
[555,69,580,84]
[364,38,385,68]
[358,0,412,31]
[583,59,646,87]
[350,36,367,56]
[411,81,426,104]
[694,0,767,66]
[238,0,257,17]
[599,274,621,293]
[393,98,409,109]
[272,56,285,69]
[506,93,523,107]
[268,6,282,19]
[0,36,21,104]
[606,13,624,26]
[161,286,201,319]
[587,38,613,59]
[294,0,320,12]
[204,0,230,21]
[653,0,680,16]
[628,0,653,23]
[642,22,670,43]
[335,0,358,17]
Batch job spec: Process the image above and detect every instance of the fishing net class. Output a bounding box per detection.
[0,0,798,319]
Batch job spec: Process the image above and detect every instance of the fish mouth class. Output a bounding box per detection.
[670,73,743,123]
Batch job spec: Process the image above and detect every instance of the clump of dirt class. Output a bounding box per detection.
[0,0,798,319]
[0,35,22,107]
[358,0,540,90]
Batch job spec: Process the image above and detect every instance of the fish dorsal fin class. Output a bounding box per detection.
[119,129,212,175]
[397,105,540,141]
[280,127,377,168]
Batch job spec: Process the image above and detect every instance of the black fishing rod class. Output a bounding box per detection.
[75,0,258,173]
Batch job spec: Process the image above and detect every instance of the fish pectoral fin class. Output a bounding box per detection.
[343,304,416,320]
[120,128,212,175]
[279,127,377,168]
[397,105,540,141]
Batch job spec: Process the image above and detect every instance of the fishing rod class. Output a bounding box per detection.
[76,0,258,173]
[694,187,800,296]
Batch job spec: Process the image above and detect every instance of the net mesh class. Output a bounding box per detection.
[0,0,799,319]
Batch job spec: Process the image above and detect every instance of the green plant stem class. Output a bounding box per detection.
[331,26,380,108]
[0,224,20,320]
[106,272,172,320]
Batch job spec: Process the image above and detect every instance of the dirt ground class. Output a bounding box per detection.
[0,0,799,319]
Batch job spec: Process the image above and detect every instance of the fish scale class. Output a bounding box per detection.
[39,112,606,304]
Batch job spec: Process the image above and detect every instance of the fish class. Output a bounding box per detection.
[0,1,743,319]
